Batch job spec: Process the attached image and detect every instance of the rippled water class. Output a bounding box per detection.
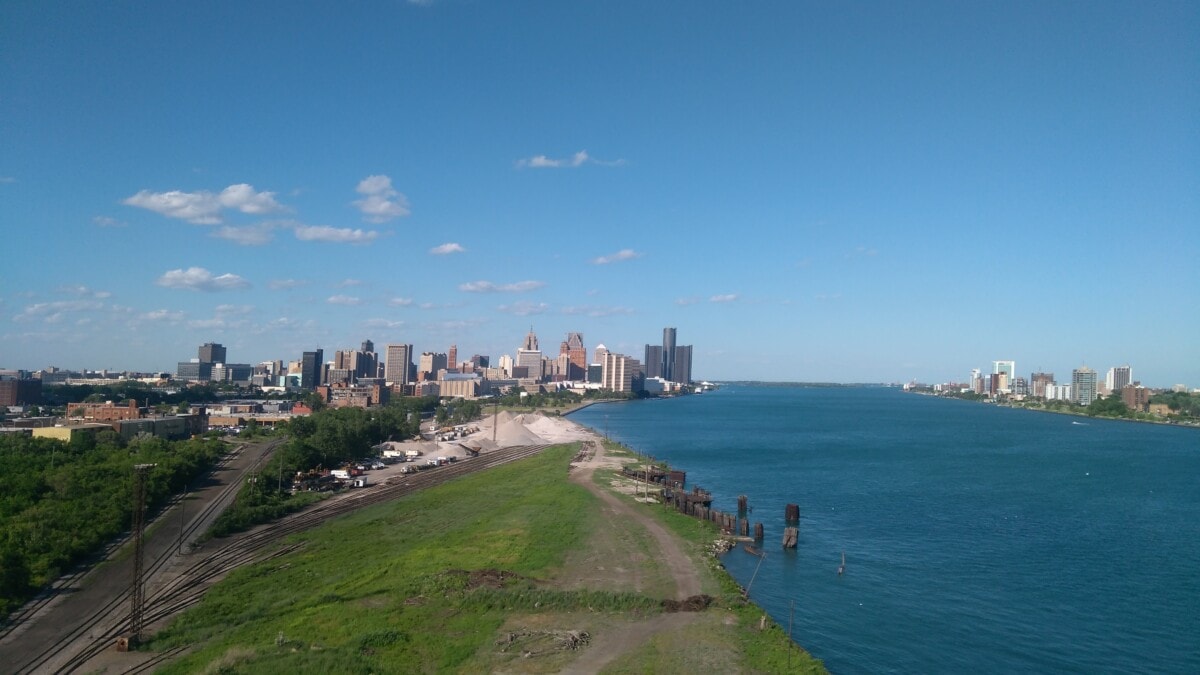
[570,386,1200,674]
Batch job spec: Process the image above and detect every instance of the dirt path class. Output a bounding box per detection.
[561,438,703,673]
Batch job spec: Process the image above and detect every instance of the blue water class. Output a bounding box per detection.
[570,386,1200,674]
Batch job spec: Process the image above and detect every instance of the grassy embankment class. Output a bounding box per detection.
[144,443,824,673]
[596,442,826,674]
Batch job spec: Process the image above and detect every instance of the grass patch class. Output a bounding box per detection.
[145,444,661,673]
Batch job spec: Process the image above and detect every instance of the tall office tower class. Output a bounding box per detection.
[448,344,458,371]
[564,332,586,380]
[1031,372,1055,398]
[643,345,663,379]
[498,354,514,377]
[970,368,983,393]
[385,344,413,386]
[602,352,639,393]
[1072,366,1098,406]
[516,328,543,381]
[522,327,539,352]
[300,349,324,390]
[1106,365,1132,393]
[353,347,378,380]
[470,354,490,370]
[419,352,448,380]
[673,344,693,384]
[593,344,608,369]
[993,360,1016,380]
[199,342,226,365]
[334,350,353,370]
[662,327,677,381]
[361,339,374,354]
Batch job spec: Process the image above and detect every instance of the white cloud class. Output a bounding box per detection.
[294,224,379,244]
[123,184,282,224]
[592,248,641,265]
[93,215,127,228]
[213,224,275,246]
[327,294,362,306]
[352,175,410,223]
[214,304,254,316]
[269,278,306,290]
[561,305,635,317]
[710,294,739,303]
[458,280,545,293]
[60,285,112,299]
[187,318,227,329]
[675,296,701,306]
[498,301,549,316]
[335,278,364,288]
[430,242,465,255]
[364,318,405,329]
[155,267,251,292]
[388,297,414,307]
[139,309,185,323]
[14,300,105,323]
[515,150,625,169]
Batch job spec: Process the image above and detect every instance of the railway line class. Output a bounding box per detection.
[14,442,552,674]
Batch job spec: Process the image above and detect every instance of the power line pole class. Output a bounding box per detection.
[130,463,156,646]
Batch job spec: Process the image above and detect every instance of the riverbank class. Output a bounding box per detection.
[123,412,821,672]
[906,389,1200,430]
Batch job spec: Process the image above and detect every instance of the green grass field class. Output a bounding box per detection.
[145,443,825,673]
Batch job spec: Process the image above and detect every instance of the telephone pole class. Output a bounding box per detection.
[129,463,156,645]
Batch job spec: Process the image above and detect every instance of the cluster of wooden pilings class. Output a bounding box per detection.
[661,488,804,551]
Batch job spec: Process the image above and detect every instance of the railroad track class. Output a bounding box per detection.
[5,441,278,675]
[32,443,551,674]
[0,442,254,645]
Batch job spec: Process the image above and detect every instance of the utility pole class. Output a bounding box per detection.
[130,463,156,646]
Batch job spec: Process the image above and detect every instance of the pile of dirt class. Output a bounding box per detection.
[660,594,715,613]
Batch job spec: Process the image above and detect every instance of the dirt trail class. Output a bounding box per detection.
[562,438,703,672]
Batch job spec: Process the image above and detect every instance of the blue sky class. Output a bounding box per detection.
[2,1,1197,386]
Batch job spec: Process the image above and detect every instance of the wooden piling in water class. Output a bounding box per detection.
[785,503,800,523]
[737,495,748,514]
[754,522,764,540]
[782,526,798,549]
[740,518,749,537]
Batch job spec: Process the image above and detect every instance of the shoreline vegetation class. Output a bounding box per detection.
[142,440,825,673]
[906,388,1200,430]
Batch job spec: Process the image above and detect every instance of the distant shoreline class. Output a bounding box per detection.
[909,390,1200,431]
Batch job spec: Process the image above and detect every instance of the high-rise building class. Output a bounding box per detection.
[673,344,693,384]
[199,342,226,365]
[1031,372,1055,398]
[992,361,1015,392]
[602,352,640,393]
[564,332,586,381]
[516,328,543,381]
[1106,365,1132,393]
[419,352,448,380]
[384,344,413,386]
[643,345,663,379]
[662,327,677,382]
[1072,366,1098,406]
[300,349,324,390]
[448,344,458,372]
[361,339,374,354]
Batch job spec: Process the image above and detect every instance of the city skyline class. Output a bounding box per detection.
[3,2,1197,386]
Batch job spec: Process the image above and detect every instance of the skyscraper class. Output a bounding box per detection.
[517,328,543,381]
[1072,366,1098,406]
[199,342,226,365]
[300,349,324,390]
[1106,365,1132,393]
[448,344,458,372]
[643,345,663,379]
[384,344,413,386]
[662,327,677,382]
[673,344,693,385]
[564,332,586,380]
